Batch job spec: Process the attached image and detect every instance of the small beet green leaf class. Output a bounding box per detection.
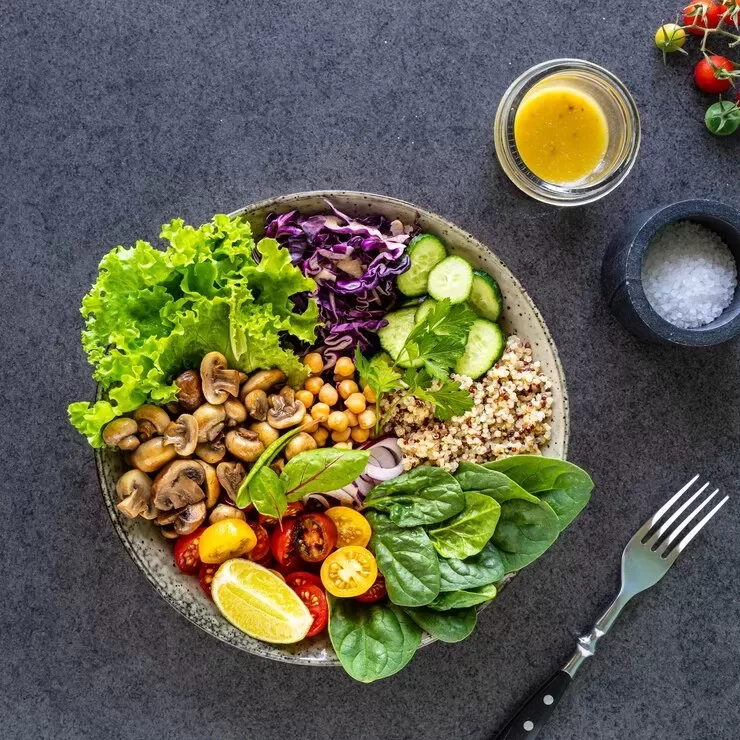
[247,466,287,520]
[281,448,370,502]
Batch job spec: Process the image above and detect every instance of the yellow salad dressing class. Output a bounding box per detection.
[513,86,608,184]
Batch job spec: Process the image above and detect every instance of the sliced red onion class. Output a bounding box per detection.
[363,437,404,482]
[303,493,332,509]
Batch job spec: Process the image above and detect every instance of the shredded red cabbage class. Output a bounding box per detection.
[265,200,414,366]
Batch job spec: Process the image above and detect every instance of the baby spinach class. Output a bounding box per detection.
[404,606,477,643]
[247,466,287,519]
[328,596,421,683]
[427,493,500,559]
[455,462,540,504]
[438,541,506,592]
[363,467,465,527]
[281,448,370,502]
[485,456,593,530]
[428,583,498,611]
[367,512,440,607]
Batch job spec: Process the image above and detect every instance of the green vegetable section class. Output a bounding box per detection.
[333,456,594,683]
[68,216,319,446]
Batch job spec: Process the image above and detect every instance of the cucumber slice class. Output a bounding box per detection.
[397,234,448,297]
[377,308,423,368]
[414,298,437,324]
[427,256,474,304]
[469,271,503,321]
[454,319,505,379]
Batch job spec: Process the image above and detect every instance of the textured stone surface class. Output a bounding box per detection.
[1,1,739,739]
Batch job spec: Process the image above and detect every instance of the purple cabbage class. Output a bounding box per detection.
[265,200,414,366]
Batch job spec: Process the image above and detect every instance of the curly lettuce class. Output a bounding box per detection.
[69,215,319,447]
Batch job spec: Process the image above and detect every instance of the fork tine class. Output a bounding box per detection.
[635,474,700,540]
[670,494,729,557]
[645,482,710,548]
[658,489,719,555]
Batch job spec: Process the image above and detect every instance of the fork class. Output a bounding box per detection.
[491,475,729,740]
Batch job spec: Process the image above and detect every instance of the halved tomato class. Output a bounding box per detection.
[325,507,371,548]
[245,523,271,563]
[291,582,328,637]
[295,513,337,563]
[271,518,301,570]
[259,502,304,528]
[198,562,219,598]
[173,528,205,574]
[285,571,323,590]
[354,572,387,603]
[320,546,378,598]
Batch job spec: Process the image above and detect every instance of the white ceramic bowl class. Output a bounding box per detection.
[95,191,569,665]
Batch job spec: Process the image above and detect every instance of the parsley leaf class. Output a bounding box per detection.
[355,347,403,398]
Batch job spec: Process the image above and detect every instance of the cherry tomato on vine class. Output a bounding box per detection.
[683,0,723,34]
[270,518,301,570]
[694,55,735,93]
[654,23,687,53]
[705,100,740,135]
[294,513,338,563]
[244,523,271,562]
[285,571,324,590]
[291,583,329,637]
[198,563,219,598]
[173,528,205,574]
[354,573,388,604]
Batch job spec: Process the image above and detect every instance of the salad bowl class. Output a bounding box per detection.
[95,191,570,666]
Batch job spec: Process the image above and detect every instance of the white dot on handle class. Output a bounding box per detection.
[543,694,554,705]
[523,720,534,731]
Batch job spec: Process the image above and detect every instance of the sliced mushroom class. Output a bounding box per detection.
[200,461,221,508]
[270,458,285,475]
[103,418,140,451]
[163,414,199,456]
[225,428,265,463]
[152,459,206,511]
[174,369,206,412]
[165,401,183,417]
[200,351,241,405]
[154,509,180,526]
[209,503,247,524]
[160,526,180,540]
[174,501,207,535]
[243,389,268,421]
[241,369,286,397]
[130,437,178,473]
[237,371,248,385]
[133,405,171,441]
[216,461,246,503]
[224,398,247,427]
[250,421,279,448]
[266,395,306,429]
[195,436,226,465]
[115,469,156,519]
[193,403,226,443]
[279,386,296,405]
[285,432,318,461]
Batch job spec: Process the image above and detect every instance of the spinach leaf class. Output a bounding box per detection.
[328,596,421,683]
[367,512,440,607]
[427,493,500,559]
[247,466,287,519]
[492,499,560,573]
[404,606,477,643]
[485,456,593,529]
[428,583,498,611]
[281,448,370,502]
[363,467,465,527]
[438,541,506,592]
[455,462,540,503]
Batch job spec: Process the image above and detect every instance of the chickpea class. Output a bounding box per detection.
[363,384,377,403]
[295,389,314,408]
[327,411,349,432]
[338,379,359,400]
[285,432,317,460]
[331,428,352,443]
[303,352,324,375]
[312,427,330,447]
[333,442,353,450]
[301,413,320,433]
[318,383,339,406]
[304,375,324,395]
[335,357,355,377]
[345,410,358,427]
[358,407,377,430]
[345,392,366,415]
[351,426,370,443]
[310,402,331,423]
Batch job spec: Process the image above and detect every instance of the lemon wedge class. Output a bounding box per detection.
[211,559,312,644]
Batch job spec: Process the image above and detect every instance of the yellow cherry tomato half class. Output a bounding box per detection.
[325,507,372,549]
[320,545,378,598]
[198,519,257,564]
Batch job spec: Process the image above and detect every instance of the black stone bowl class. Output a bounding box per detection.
[601,199,740,346]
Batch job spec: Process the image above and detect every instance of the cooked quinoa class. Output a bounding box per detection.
[382,335,553,472]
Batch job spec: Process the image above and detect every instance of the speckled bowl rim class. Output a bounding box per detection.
[95,190,570,666]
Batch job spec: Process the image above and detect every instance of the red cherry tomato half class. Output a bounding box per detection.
[285,571,324,590]
[173,528,206,574]
[683,0,723,34]
[694,55,734,93]
[354,573,388,603]
[244,523,271,562]
[259,502,304,528]
[198,562,219,598]
[291,583,329,637]
[270,518,301,569]
[294,513,338,563]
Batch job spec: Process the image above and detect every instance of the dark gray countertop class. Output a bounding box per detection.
[2,1,739,738]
